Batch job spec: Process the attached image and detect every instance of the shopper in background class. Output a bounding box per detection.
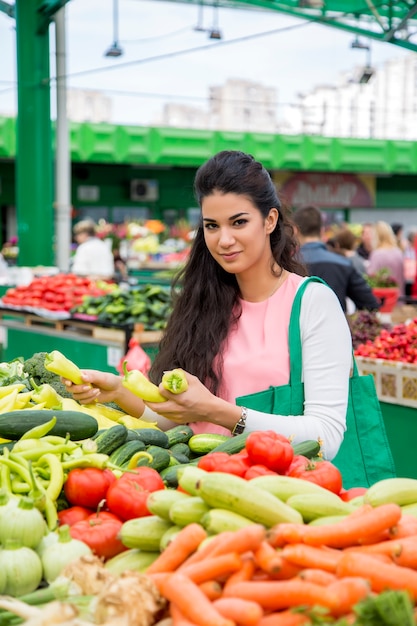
[404,230,417,298]
[327,227,367,277]
[356,222,374,265]
[367,221,405,296]
[71,219,115,281]
[391,222,407,253]
[292,206,380,313]
[63,150,353,460]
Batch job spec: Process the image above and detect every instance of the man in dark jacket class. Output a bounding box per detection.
[292,206,380,313]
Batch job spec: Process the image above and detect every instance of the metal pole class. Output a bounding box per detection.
[15,0,54,267]
[54,5,71,271]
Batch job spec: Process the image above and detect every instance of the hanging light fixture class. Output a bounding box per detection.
[350,36,374,84]
[208,1,222,40]
[194,1,205,32]
[104,0,123,58]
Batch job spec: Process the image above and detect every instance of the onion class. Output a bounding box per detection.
[0,539,43,596]
[0,495,47,549]
[41,524,92,583]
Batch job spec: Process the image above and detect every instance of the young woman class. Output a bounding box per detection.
[65,151,352,460]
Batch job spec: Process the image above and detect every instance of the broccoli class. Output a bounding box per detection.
[22,352,73,398]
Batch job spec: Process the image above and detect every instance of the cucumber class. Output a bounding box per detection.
[169,442,191,459]
[166,424,194,447]
[160,461,199,488]
[109,440,147,466]
[206,431,250,455]
[0,410,98,441]
[134,429,170,449]
[169,451,190,465]
[135,445,171,472]
[188,433,229,455]
[92,424,128,455]
[292,439,321,459]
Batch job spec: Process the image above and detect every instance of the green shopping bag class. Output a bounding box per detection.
[236,276,396,489]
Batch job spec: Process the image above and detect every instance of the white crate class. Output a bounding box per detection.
[356,356,417,408]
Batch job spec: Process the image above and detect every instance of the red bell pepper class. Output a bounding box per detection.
[197,451,251,477]
[245,430,294,474]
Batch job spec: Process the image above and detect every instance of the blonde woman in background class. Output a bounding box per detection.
[367,221,405,295]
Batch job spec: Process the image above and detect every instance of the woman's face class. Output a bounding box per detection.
[201,191,277,276]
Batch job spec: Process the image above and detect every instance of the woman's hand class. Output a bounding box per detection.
[61,369,123,405]
[146,371,228,426]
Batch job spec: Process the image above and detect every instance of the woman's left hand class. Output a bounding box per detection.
[145,371,218,424]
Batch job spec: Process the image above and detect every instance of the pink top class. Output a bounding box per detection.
[190,272,304,435]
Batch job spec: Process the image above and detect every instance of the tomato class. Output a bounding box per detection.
[64,468,116,509]
[58,505,93,526]
[106,467,165,521]
[339,487,368,502]
[244,464,277,480]
[69,511,125,559]
[288,458,343,494]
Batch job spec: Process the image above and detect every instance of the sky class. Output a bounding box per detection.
[0,0,413,127]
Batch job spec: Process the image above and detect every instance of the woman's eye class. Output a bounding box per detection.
[204,223,217,231]
[233,218,247,227]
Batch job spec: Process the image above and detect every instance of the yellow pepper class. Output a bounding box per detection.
[44,350,84,385]
[122,361,165,403]
[0,383,26,398]
[161,368,189,394]
[118,414,160,430]
[13,391,34,410]
[0,389,19,413]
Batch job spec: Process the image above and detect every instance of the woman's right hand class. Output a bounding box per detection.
[62,369,122,405]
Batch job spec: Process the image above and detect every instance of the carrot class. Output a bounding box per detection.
[327,577,371,616]
[267,558,303,581]
[222,579,334,611]
[170,602,199,626]
[297,568,337,586]
[346,534,417,559]
[212,597,264,626]
[198,580,223,600]
[179,532,235,568]
[256,611,312,626]
[162,572,234,626]
[254,540,284,575]
[209,524,266,557]
[223,555,256,591]
[393,541,417,569]
[302,503,403,548]
[389,515,417,539]
[336,550,417,600]
[281,543,342,572]
[180,552,242,584]
[267,523,306,548]
[147,522,207,574]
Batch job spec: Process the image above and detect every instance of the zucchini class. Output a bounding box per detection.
[188,433,229,455]
[292,439,321,459]
[0,410,98,441]
[105,549,159,576]
[120,516,173,551]
[92,424,128,455]
[134,429,170,449]
[136,445,171,472]
[166,424,194,447]
[109,440,146,466]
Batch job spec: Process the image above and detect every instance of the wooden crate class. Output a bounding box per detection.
[356,356,417,408]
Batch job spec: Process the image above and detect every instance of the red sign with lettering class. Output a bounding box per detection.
[274,172,375,208]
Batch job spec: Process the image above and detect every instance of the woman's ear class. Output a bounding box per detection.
[266,208,279,233]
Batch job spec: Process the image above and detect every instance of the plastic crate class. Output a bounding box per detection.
[356,356,417,408]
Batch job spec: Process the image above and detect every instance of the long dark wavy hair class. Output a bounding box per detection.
[149,150,307,394]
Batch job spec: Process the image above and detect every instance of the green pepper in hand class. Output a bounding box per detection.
[161,368,188,394]
[122,361,165,403]
[44,350,84,385]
